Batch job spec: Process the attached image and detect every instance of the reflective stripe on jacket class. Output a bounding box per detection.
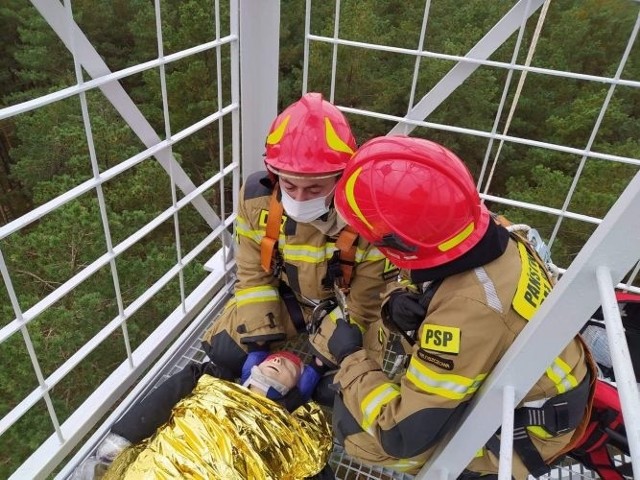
[333,238,589,477]
[234,171,395,335]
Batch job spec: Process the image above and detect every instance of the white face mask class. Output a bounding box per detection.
[280,187,334,223]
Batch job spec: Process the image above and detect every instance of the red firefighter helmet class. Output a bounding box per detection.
[334,135,490,269]
[264,92,356,178]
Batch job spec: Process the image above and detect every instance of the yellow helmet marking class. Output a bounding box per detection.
[438,221,474,252]
[325,118,354,154]
[266,115,290,145]
[345,167,374,230]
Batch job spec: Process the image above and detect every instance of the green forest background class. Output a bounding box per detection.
[1,0,639,477]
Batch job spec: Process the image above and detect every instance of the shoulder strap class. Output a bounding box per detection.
[260,185,283,273]
[334,224,359,290]
[260,189,360,287]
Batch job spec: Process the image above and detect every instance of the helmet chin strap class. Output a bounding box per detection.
[242,365,290,396]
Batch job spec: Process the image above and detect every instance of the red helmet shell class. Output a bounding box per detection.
[265,93,356,176]
[335,135,490,269]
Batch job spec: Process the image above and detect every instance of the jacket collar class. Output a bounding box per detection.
[410,220,510,283]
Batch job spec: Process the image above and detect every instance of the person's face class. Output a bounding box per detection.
[279,174,338,203]
[257,355,300,390]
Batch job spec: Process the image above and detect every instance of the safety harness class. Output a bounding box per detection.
[485,371,592,477]
[406,217,596,476]
[259,184,359,333]
[491,216,598,476]
[260,186,285,276]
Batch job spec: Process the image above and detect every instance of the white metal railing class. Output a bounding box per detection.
[1,0,241,477]
[1,0,639,479]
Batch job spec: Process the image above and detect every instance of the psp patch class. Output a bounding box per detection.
[420,324,460,354]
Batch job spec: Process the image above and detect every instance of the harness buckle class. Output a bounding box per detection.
[272,251,284,278]
[552,401,572,434]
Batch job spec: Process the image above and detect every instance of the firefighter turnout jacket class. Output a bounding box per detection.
[203,172,395,373]
[331,236,594,478]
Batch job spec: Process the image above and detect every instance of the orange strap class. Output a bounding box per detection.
[260,186,283,273]
[334,224,359,290]
[260,185,359,288]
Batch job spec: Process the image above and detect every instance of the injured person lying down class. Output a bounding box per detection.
[71,350,333,479]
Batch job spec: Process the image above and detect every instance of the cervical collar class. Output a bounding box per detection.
[243,365,290,397]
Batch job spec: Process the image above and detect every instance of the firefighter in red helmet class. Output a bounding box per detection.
[327,135,595,479]
[201,92,394,398]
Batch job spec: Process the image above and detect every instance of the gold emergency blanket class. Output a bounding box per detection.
[103,375,332,479]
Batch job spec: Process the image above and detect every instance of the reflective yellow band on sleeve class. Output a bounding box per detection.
[360,382,401,432]
[235,286,279,307]
[356,246,385,262]
[235,216,264,244]
[406,357,486,400]
[327,307,342,322]
[527,426,553,439]
[386,459,423,472]
[328,307,365,332]
[546,356,578,394]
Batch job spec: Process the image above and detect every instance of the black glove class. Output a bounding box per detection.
[246,341,270,353]
[383,290,427,332]
[204,361,236,382]
[312,372,337,408]
[328,318,363,363]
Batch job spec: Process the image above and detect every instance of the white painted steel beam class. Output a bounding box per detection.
[596,267,640,480]
[239,0,280,179]
[388,0,545,135]
[11,271,234,480]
